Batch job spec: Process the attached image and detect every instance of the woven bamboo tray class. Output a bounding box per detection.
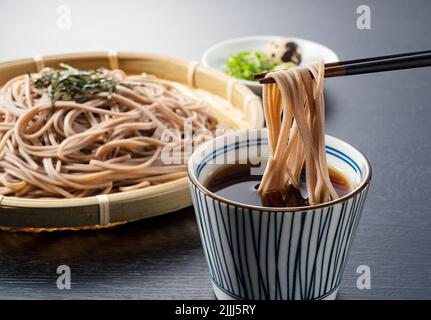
[0,51,264,232]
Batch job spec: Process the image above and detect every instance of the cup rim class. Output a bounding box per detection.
[187,132,372,212]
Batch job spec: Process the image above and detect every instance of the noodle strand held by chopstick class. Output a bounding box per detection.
[0,66,242,198]
[259,62,338,205]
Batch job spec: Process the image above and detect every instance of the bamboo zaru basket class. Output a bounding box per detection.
[0,51,264,232]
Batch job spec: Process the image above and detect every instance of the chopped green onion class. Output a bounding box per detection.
[223,51,276,81]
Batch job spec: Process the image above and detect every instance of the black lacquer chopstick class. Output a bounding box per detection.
[254,50,431,84]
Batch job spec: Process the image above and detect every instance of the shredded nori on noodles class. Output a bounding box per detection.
[31,63,117,106]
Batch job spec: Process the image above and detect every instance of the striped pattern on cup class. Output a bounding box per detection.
[188,129,371,300]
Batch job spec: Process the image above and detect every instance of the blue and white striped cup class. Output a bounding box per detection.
[187,129,371,300]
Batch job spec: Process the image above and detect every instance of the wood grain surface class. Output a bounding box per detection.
[0,0,430,299]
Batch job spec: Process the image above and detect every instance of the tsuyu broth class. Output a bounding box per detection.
[205,163,352,208]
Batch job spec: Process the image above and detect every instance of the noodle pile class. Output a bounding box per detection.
[0,66,233,198]
[259,62,338,205]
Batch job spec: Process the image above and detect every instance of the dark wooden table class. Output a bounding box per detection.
[0,0,430,299]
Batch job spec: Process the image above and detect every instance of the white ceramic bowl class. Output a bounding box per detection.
[202,36,339,95]
[188,129,371,300]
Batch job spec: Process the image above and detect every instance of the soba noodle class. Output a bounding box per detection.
[0,65,240,198]
[259,61,338,205]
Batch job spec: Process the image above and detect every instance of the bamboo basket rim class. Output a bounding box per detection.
[0,51,264,209]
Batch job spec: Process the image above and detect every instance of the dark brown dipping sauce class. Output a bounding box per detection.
[205,164,352,208]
